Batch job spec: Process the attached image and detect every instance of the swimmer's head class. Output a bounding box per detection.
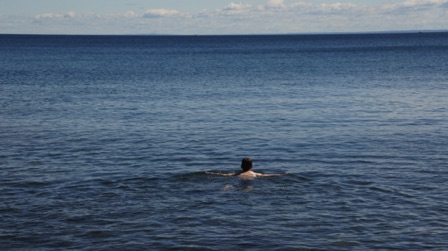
[241,158,253,172]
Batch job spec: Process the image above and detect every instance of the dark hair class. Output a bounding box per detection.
[241,158,253,171]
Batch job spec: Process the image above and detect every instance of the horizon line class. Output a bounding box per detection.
[1,29,448,37]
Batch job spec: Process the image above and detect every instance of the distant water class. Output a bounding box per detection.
[1,33,448,250]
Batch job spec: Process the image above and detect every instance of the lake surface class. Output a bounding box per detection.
[1,33,448,250]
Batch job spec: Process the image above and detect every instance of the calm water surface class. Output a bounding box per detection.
[1,33,448,250]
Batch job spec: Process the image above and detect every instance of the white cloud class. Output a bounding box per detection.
[218,1,361,16]
[403,0,448,6]
[35,13,64,19]
[142,9,180,18]
[35,11,77,20]
[124,11,137,18]
[318,3,358,13]
[225,2,251,10]
[219,2,253,15]
[267,0,285,8]
[383,0,448,12]
[64,12,77,18]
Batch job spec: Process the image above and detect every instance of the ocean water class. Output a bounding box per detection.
[1,33,448,250]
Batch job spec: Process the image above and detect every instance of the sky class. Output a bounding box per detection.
[0,0,447,34]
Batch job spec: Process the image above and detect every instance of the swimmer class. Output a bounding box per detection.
[205,157,287,178]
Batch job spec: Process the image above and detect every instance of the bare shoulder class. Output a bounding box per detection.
[238,170,258,177]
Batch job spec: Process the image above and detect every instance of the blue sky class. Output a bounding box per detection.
[1,0,447,34]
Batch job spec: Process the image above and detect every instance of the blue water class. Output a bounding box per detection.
[1,33,448,250]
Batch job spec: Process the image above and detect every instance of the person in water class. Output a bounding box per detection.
[205,157,287,178]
